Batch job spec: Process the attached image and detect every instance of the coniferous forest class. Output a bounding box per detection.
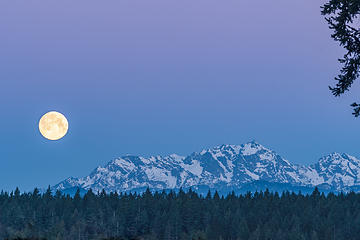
[0,187,360,240]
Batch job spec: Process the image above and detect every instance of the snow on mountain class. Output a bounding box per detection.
[53,141,360,193]
[298,153,360,190]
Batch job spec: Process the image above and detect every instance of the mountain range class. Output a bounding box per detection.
[53,141,360,195]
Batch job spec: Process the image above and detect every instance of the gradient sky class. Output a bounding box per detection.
[1,0,359,192]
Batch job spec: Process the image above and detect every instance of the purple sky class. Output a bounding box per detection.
[1,0,359,191]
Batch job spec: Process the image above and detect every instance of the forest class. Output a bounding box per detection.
[0,187,359,240]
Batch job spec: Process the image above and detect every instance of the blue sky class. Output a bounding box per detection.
[1,0,360,191]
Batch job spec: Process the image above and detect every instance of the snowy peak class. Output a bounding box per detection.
[317,152,360,167]
[53,142,360,194]
[315,152,360,176]
[199,141,267,158]
[240,141,269,156]
[306,152,360,189]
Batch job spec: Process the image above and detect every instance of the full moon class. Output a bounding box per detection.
[39,111,68,140]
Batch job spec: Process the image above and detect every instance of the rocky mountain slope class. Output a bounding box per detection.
[53,141,360,194]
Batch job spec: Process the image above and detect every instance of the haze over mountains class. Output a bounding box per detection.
[53,141,360,195]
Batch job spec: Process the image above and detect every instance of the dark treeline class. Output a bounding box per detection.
[0,187,360,240]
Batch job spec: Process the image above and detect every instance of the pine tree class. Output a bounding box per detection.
[322,0,360,116]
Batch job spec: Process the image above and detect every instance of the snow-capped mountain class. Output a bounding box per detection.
[53,141,360,194]
[298,153,360,190]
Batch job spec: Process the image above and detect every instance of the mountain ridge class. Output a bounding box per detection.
[53,141,360,194]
